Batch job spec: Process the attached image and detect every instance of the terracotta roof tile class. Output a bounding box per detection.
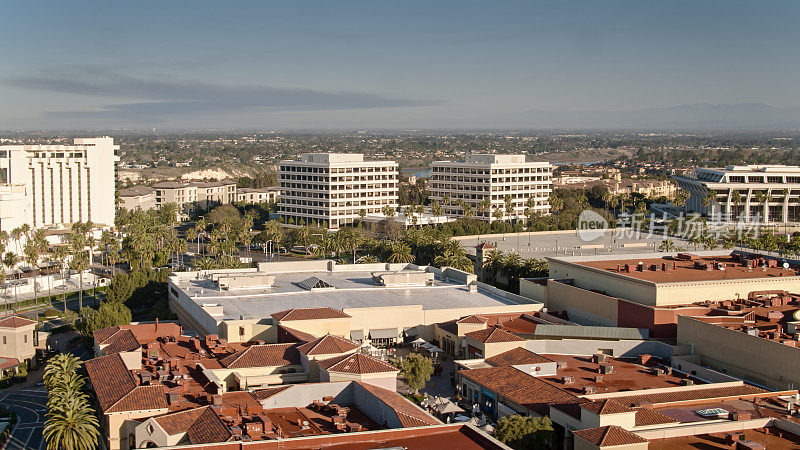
[485,348,553,367]
[0,315,37,328]
[106,385,168,413]
[186,407,232,444]
[84,354,138,411]
[92,325,121,344]
[572,425,648,447]
[101,329,141,354]
[319,353,399,374]
[634,408,679,426]
[251,385,293,401]
[464,326,525,344]
[459,366,580,416]
[581,399,633,415]
[456,315,488,324]
[297,334,358,356]
[94,322,182,346]
[219,343,300,369]
[355,382,439,427]
[154,407,206,435]
[276,325,317,343]
[271,307,350,321]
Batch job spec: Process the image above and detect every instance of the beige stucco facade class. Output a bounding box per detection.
[676,315,800,390]
[105,408,169,450]
[0,322,37,367]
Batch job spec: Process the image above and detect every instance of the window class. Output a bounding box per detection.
[24,335,27,344]
[2,337,5,345]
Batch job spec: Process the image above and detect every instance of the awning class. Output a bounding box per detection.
[369,328,398,339]
[350,330,365,341]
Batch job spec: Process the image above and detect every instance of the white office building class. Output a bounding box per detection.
[428,154,552,221]
[674,165,800,223]
[278,153,398,229]
[0,137,119,232]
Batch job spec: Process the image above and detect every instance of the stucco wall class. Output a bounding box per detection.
[677,315,800,390]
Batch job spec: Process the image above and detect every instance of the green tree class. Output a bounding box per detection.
[494,415,554,450]
[80,302,132,335]
[399,353,434,394]
[51,246,70,312]
[3,251,21,310]
[68,222,92,310]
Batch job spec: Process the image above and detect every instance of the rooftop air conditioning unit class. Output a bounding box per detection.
[681,379,694,386]
[583,386,595,394]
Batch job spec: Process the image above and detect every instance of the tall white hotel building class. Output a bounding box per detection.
[0,137,120,233]
[428,154,552,221]
[278,153,398,230]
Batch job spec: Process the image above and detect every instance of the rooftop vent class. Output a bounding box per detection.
[298,276,335,291]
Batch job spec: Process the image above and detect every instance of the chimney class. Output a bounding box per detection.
[155,318,159,331]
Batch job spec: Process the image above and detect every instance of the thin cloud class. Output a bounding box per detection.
[6,68,438,122]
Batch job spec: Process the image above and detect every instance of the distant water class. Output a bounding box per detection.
[401,168,430,178]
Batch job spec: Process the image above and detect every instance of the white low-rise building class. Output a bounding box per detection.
[278,153,398,230]
[428,154,552,222]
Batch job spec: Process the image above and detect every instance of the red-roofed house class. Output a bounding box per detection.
[84,354,169,450]
[270,307,352,339]
[296,334,360,381]
[572,425,648,450]
[318,352,399,390]
[463,326,525,358]
[135,406,232,448]
[0,315,38,369]
[207,343,306,391]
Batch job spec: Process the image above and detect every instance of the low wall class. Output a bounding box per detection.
[634,418,773,440]
[525,339,674,359]
[671,354,741,384]
[475,281,537,304]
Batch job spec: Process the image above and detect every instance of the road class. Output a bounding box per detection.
[0,347,89,450]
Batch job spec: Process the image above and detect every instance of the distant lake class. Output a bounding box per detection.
[401,167,430,178]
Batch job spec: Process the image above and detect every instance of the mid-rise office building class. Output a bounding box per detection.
[117,186,156,212]
[428,154,552,221]
[236,186,279,204]
[674,164,800,222]
[278,153,398,229]
[0,137,119,232]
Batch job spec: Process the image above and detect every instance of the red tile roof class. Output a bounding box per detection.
[297,334,359,356]
[581,399,633,415]
[185,407,232,444]
[154,407,206,435]
[0,358,19,371]
[485,347,553,367]
[634,408,679,426]
[464,326,525,344]
[94,322,182,346]
[459,366,580,416]
[271,307,350,322]
[572,425,648,447]
[319,353,399,375]
[276,325,317,343]
[0,315,37,328]
[106,385,168,413]
[457,315,488,324]
[84,354,138,411]
[355,382,440,427]
[251,385,293,401]
[101,329,141,354]
[219,343,300,368]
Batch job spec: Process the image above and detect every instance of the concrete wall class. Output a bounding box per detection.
[670,354,741,384]
[658,277,800,305]
[257,382,353,409]
[325,371,398,392]
[519,278,549,303]
[575,437,647,450]
[634,418,772,440]
[106,409,169,450]
[548,259,658,306]
[524,339,674,359]
[544,280,618,326]
[677,315,800,390]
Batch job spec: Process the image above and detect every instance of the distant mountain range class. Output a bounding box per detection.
[496,103,800,130]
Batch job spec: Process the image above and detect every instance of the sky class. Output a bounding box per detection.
[2,1,799,130]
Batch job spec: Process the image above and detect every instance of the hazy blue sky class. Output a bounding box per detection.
[2,1,799,129]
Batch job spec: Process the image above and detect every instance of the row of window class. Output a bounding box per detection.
[430,166,550,174]
[280,165,396,174]
[429,176,551,183]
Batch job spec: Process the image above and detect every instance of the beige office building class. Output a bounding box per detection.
[428,155,552,221]
[0,137,120,232]
[117,186,156,211]
[278,154,398,229]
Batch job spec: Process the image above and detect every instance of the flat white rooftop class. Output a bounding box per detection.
[171,266,524,321]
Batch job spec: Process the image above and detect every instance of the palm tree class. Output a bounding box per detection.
[44,396,100,450]
[44,354,82,390]
[387,242,415,263]
[730,189,743,223]
[483,249,506,282]
[68,222,91,310]
[549,193,564,214]
[504,195,514,221]
[51,246,70,313]
[3,252,21,311]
